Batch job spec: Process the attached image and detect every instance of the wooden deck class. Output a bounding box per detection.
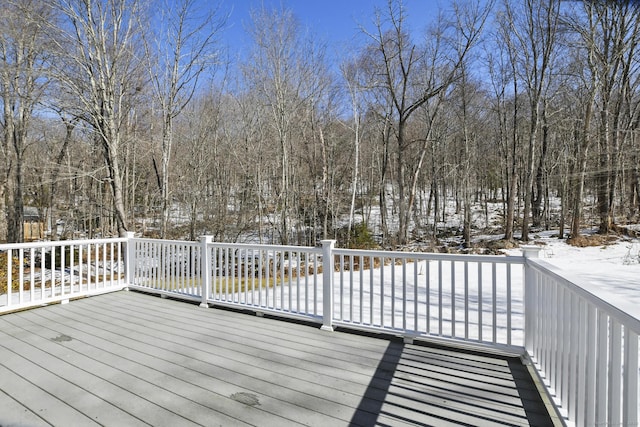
[0,290,556,426]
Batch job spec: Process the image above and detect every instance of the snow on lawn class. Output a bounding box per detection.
[505,231,640,321]
[229,254,526,347]
[218,231,639,347]
[329,257,525,345]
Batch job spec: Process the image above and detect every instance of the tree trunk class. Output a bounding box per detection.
[396,118,408,245]
[596,105,613,233]
[160,125,172,238]
[521,102,539,242]
[532,104,549,228]
[631,151,640,221]
[378,119,391,246]
[101,132,129,236]
[571,104,592,240]
[8,160,24,243]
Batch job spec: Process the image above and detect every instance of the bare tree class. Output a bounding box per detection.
[143,0,225,238]
[351,43,395,244]
[561,1,640,237]
[171,91,221,240]
[50,0,145,236]
[242,5,328,244]
[586,2,640,233]
[499,0,561,241]
[47,112,79,239]
[450,64,481,248]
[0,1,53,242]
[485,29,519,241]
[364,0,491,245]
[340,58,365,246]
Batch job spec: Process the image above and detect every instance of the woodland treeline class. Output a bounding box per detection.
[1,0,640,247]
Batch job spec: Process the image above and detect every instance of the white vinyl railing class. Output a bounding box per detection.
[330,245,527,351]
[1,234,638,426]
[131,236,325,319]
[207,241,323,315]
[0,236,128,313]
[525,256,640,427]
[130,237,203,301]
[128,238,528,351]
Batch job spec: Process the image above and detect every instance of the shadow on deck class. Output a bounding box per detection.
[0,290,555,426]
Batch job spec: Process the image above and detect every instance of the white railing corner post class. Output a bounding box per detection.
[521,245,541,260]
[124,231,136,290]
[521,245,541,351]
[200,235,213,308]
[320,240,336,331]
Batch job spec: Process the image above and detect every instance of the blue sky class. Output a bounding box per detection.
[220,0,445,56]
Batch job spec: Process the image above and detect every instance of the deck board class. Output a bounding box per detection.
[0,290,554,426]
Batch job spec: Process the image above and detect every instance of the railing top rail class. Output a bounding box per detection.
[0,237,127,251]
[132,237,200,246]
[332,247,525,264]
[528,258,640,333]
[208,241,321,253]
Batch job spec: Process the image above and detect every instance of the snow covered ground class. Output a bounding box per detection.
[505,231,640,320]
[215,231,640,349]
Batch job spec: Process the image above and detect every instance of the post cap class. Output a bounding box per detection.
[521,245,542,258]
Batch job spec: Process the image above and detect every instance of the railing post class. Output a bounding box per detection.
[200,235,213,308]
[321,240,335,332]
[522,246,541,352]
[124,231,136,290]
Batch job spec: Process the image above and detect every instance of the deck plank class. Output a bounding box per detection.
[5,307,315,426]
[0,366,95,427]
[29,303,369,424]
[0,290,554,426]
[0,318,202,427]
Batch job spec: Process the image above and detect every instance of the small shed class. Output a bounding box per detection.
[24,206,44,241]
